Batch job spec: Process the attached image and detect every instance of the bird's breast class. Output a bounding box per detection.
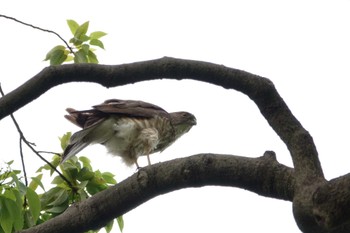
[102,116,173,156]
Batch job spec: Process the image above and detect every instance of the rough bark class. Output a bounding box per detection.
[1,57,349,232]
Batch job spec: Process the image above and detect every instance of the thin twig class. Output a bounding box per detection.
[37,151,61,155]
[0,83,74,188]
[19,137,28,186]
[0,14,75,54]
[0,84,29,186]
[25,141,74,188]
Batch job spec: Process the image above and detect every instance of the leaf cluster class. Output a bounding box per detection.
[0,161,44,233]
[0,133,123,233]
[44,20,107,65]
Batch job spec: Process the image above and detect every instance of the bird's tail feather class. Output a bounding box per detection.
[61,127,95,163]
[61,142,90,163]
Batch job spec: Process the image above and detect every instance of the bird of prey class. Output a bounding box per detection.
[61,99,196,168]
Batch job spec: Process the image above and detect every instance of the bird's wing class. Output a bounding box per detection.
[93,99,171,119]
[65,99,171,129]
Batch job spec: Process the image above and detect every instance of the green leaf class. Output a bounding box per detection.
[104,219,114,233]
[12,189,23,210]
[117,215,124,232]
[51,175,64,185]
[80,34,90,42]
[11,174,26,195]
[40,187,61,209]
[89,31,107,39]
[36,155,60,176]
[29,174,44,191]
[86,183,100,195]
[65,55,74,62]
[87,50,98,64]
[47,188,68,206]
[102,172,117,185]
[81,44,90,54]
[45,205,67,214]
[74,49,88,63]
[69,37,83,46]
[12,170,21,175]
[51,156,61,170]
[0,197,13,233]
[36,212,52,223]
[51,49,67,65]
[62,164,79,181]
[26,187,41,224]
[44,45,65,61]
[0,214,12,233]
[3,189,16,201]
[12,189,24,230]
[36,163,51,173]
[76,187,89,201]
[75,21,89,40]
[67,19,79,35]
[60,155,78,166]
[59,132,72,150]
[5,160,14,166]
[40,187,69,215]
[77,180,89,191]
[23,209,34,228]
[4,198,22,231]
[77,167,95,181]
[90,39,105,49]
[86,177,108,195]
[79,156,92,170]
[86,230,98,233]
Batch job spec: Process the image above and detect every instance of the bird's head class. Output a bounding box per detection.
[170,111,197,139]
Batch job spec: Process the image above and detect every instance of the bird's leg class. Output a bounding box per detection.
[138,128,158,167]
[135,160,141,169]
[147,154,151,166]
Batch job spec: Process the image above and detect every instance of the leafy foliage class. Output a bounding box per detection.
[44,19,107,65]
[0,133,123,233]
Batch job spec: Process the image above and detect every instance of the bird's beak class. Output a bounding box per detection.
[191,117,197,126]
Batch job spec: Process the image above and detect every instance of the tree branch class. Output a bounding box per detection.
[312,173,350,231]
[0,14,74,54]
[3,57,337,232]
[0,57,323,181]
[18,153,295,233]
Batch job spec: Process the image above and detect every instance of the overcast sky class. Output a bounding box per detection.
[1,1,350,232]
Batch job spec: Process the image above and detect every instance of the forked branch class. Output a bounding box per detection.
[0,57,323,181]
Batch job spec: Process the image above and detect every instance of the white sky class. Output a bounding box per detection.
[1,0,350,232]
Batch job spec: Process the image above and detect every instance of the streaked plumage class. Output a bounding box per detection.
[61,99,196,167]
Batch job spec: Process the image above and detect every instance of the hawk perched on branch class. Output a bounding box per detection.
[61,99,196,167]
